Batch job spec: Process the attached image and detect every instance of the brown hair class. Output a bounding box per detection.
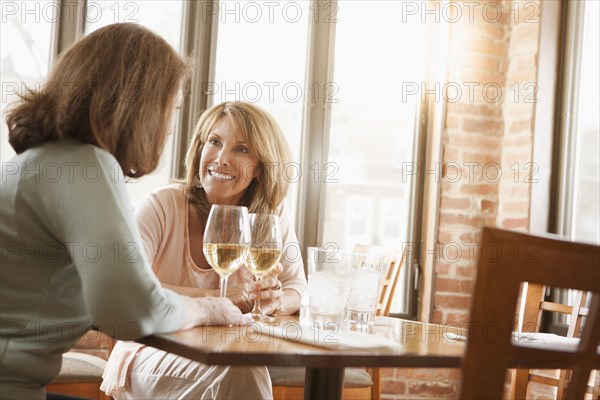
[183,102,293,217]
[6,23,190,178]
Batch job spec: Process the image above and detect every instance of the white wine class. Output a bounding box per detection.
[203,243,246,276]
[246,247,282,277]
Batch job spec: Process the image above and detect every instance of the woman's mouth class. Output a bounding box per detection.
[208,165,235,181]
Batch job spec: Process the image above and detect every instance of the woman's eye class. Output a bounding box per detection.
[208,138,220,145]
[237,146,249,153]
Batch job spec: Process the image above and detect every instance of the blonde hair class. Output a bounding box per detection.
[6,23,190,178]
[183,102,292,217]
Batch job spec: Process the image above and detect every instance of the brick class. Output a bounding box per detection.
[445,312,469,324]
[443,146,461,161]
[381,368,396,378]
[509,118,532,133]
[505,133,531,147]
[434,293,471,310]
[511,23,540,42]
[452,23,509,41]
[446,114,461,129]
[505,101,535,116]
[441,181,460,195]
[463,118,504,135]
[433,310,444,324]
[438,230,454,243]
[481,199,497,212]
[382,379,406,395]
[507,54,538,72]
[458,39,509,56]
[459,231,481,242]
[446,102,501,117]
[501,217,529,229]
[436,277,472,293]
[460,183,497,196]
[500,201,530,213]
[399,368,451,380]
[456,265,475,278]
[450,54,499,71]
[435,262,452,276]
[449,132,503,150]
[461,153,502,167]
[440,212,487,227]
[407,380,458,397]
[440,196,471,210]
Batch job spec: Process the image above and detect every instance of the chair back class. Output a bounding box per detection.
[377,248,407,317]
[460,227,600,400]
[352,244,406,317]
[511,285,598,398]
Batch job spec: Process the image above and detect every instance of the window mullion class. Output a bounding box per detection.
[554,0,585,238]
[51,0,86,61]
[296,0,337,250]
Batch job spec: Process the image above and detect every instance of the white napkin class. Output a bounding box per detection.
[253,322,401,351]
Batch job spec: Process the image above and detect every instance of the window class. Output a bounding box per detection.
[1,0,55,163]
[321,1,428,314]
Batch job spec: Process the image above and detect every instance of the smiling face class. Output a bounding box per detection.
[199,116,259,205]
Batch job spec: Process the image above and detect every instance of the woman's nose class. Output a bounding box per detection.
[215,148,230,166]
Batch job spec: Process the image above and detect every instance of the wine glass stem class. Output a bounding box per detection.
[220,275,229,298]
[252,276,263,315]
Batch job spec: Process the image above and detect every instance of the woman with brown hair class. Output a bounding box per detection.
[0,24,245,400]
[102,101,307,399]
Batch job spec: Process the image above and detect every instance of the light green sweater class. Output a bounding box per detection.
[0,140,184,399]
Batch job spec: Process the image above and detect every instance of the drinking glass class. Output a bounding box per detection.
[344,252,385,330]
[306,247,352,329]
[245,213,282,322]
[203,205,251,298]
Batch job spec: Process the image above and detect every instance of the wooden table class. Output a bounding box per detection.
[139,316,465,399]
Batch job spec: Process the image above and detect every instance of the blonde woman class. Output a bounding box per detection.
[102,102,307,399]
[0,24,246,400]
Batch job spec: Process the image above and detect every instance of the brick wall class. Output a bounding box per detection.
[382,1,541,398]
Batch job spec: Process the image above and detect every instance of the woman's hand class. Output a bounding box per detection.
[226,269,255,313]
[179,296,251,329]
[249,264,287,316]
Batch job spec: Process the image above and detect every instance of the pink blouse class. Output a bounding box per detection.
[136,184,307,294]
[102,184,307,395]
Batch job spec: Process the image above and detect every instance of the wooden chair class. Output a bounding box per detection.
[47,330,114,400]
[460,227,600,400]
[511,285,600,399]
[270,246,406,400]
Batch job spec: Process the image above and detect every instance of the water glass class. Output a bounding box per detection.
[344,252,385,329]
[305,247,352,329]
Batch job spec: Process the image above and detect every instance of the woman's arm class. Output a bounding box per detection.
[162,283,217,297]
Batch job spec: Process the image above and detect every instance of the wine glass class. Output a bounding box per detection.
[203,205,251,298]
[245,213,283,322]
